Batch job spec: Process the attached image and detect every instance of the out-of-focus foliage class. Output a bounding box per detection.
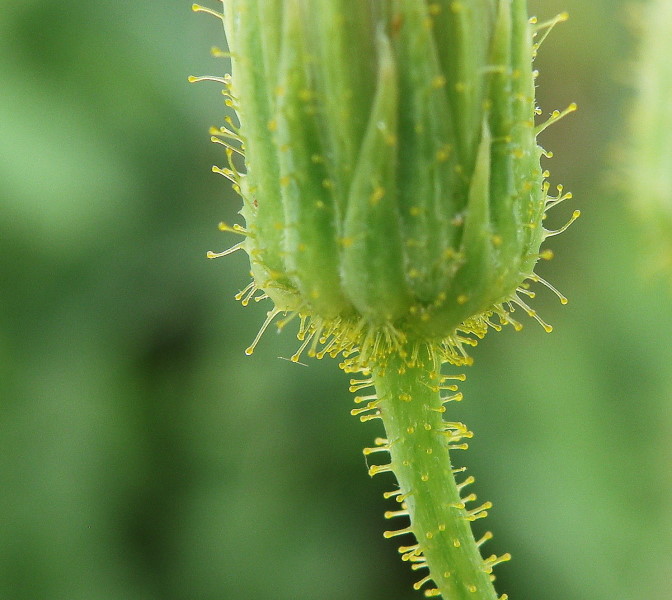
[628,0,672,277]
[0,1,670,600]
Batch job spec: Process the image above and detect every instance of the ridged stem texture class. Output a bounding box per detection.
[371,349,501,599]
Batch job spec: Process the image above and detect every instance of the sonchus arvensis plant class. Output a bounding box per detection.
[192,1,576,598]
[629,0,672,278]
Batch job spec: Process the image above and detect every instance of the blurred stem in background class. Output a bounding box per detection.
[628,0,672,278]
[204,1,574,597]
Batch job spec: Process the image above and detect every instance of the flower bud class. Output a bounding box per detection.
[207,0,574,366]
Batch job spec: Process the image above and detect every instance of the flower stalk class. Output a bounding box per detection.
[366,348,507,599]
[192,1,575,597]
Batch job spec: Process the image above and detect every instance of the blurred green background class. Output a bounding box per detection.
[1,1,670,599]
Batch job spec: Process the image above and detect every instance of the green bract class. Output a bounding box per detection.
[206,0,574,369]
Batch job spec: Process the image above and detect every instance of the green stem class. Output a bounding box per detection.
[369,347,503,600]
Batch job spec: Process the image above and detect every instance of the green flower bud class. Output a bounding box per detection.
[194,3,576,598]
[200,0,576,368]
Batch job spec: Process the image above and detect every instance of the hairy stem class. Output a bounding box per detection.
[369,348,502,600]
